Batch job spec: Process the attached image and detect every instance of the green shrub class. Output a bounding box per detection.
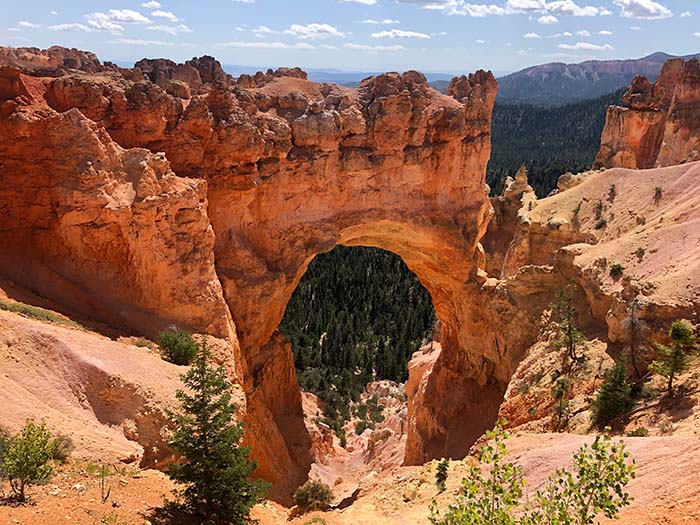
[435,458,449,493]
[654,186,663,202]
[1,419,58,502]
[593,360,633,427]
[626,427,649,437]
[595,218,607,230]
[609,264,624,279]
[650,320,698,395]
[294,480,333,512]
[608,184,616,202]
[159,329,198,366]
[429,422,635,525]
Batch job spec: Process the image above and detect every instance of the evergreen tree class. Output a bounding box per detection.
[553,289,585,362]
[167,340,268,524]
[593,360,633,427]
[650,320,698,395]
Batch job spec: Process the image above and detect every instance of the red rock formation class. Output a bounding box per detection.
[0,46,511,500]
[595,58,700,169]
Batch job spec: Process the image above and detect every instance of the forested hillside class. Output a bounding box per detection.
[279,246,435,436]
[487,88,623,196]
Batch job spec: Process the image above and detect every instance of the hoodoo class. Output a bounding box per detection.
[595,57,700,169]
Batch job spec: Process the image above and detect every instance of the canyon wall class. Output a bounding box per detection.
[0,46,544,499]
[595,57,700,169]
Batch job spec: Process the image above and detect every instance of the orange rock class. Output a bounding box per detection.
[0,45,517,501]
[596,58,700,169]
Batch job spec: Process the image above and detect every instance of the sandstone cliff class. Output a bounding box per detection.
[595,58,700,169]
[0,46,507,500]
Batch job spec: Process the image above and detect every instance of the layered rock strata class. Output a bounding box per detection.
[596,58,700,169]
[0,46,528,499]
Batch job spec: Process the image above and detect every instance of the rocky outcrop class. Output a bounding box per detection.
[595,58,700,169]
[0,46,520,500]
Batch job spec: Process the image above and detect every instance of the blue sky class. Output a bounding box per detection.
[1,0,698,75]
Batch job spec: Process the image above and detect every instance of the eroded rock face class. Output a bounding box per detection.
[595,58,700,169]
[0,46,515,500]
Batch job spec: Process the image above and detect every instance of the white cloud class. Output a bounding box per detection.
[547,31,573,37]
[343,42,407,52]
[398,0,602,17]
[695,32,700,37]
[218,41,315,49]
[576,29,591,36]
[612,0,673,20]
[538,14,559,23]
[84,9,150,33]
[252,25,278,35]
[141,1,161,7]
[524,31,541,38]
[108,38,184,46]
[370,29,430,38]
[476,39,486,43]
[630,25,643,30]
[49,23,94,32]
[104,9,150,23]
[50,11,58,16]
[150,10,178,22]
[283,23,345,39]
[680,11,691,18]
[362,18,401,24]
[558,41,614,50]
[339,0,378,4]
[231,0,255,2]
[146,24,192,35]
[598,29,613,35]
[17,21,41,28]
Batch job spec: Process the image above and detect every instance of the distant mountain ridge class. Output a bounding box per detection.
[496,51,700,106]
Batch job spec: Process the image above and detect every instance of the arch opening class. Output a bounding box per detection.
[279,245,437,454]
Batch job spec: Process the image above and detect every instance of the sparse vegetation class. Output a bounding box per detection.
[608,184,617,202]
[635,247,645,261]
[435,458,449,493]
[553,289,585,363]
[0,419,61,502]
[626,427,649,437]
[650,320,698,395]
[593,359,634,427]
[594,199,604,219]
[552,376,572,430]
[654,186,663,203]
[595,218,607,230]
[609,263,624,279]
[167,340,268,523]
[158,329,198,366]
[294,480,334,513]
[0,300,81,328]
[429,422,635,524]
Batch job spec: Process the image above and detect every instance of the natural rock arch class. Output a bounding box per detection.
[0,49,536,500]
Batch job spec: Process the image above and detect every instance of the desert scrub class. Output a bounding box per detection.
[609,263,624,279]
[0,419,63,502]
[0,300,82,328]
[626,427,649,437]
[158,329,198,366]
[429,421,635,525]
[294,480,334,512]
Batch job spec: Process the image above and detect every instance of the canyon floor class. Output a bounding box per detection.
[1,291,699,525]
